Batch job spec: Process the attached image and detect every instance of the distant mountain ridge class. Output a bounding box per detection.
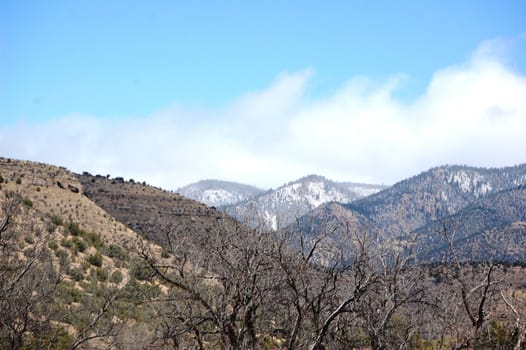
[223,174,386,231]
[411,184,526,263]
[292,164,526,263]
[344,164,526,237]
[176,179,264,207]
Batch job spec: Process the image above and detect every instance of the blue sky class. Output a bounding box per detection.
[1,1,526,188]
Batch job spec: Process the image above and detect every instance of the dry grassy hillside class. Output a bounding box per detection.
[0,157,172,349]
[0,157,161,253]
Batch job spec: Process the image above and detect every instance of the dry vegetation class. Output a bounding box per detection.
[0,157,172,349]
[1,157,525,350]
[77,172,242,248]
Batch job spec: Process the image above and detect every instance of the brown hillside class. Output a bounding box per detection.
[77,173,250,247]
[0,157,175,349]
[0,157,159,253]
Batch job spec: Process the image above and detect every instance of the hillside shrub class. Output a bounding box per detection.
[103,243,128,260]
[60,238,72,249]
[68,267,85,281]
[67,222,82,236]
[84,232,102,248]
[121,279,161,304]
[476,320,519,349]
[110,270,123,284]
[23,197,33,207]
[48,241,58,250]
[96,267,108,282]
[129,257,155,281]
[72,237,87,253]
[87,252,103,267]
[22,326,73,350]
[57,249,70,268]
[51,215,64,226]
[55,248,67,259]
[56,281,82,303]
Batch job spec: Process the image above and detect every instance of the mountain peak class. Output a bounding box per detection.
[297,174,328,182]
[223,175,385,231]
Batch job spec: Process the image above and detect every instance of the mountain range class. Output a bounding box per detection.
[170,164,526,262]
[1,156,525,349]
[411,184,526,263]
[179,175,386,231]
[290,164,526,262]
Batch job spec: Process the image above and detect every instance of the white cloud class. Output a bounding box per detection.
[1,39,526,189]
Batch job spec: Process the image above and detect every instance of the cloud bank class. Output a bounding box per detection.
[2,39,526,189]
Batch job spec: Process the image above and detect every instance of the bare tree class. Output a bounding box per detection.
[499,284,525,350]
[142,221,278,349]
[69,287,122,350]
[357,244,427,349]
[438,225,500,349]
[0,191,62,349]
[307,231,378,350]
[272,222,346,350]
[137,203,524,350]
[274,219,418,350]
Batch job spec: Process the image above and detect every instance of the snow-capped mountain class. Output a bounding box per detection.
[288,164,526,263]
[295,163,526,243]
[176,179,264,207]
[223,175,385,231]
[343,164,526,237]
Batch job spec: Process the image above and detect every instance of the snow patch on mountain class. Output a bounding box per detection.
[451,171,473,193]
[177,180,264,207]
[224,175,385,231]
[447,169,495,197]
[264,211,278,231]
[201,189,237,207]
